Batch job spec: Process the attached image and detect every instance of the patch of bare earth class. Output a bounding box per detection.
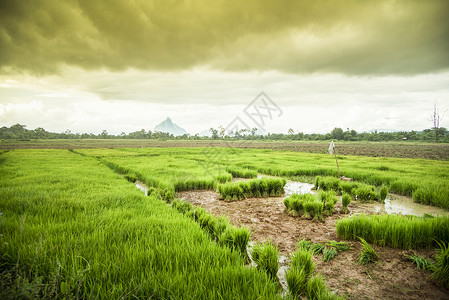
[177,190,449,300]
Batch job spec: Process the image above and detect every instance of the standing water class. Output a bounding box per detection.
[379,194,449,217]
[135,181,149,196]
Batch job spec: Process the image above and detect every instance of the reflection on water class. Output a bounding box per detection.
[135,181,148,196]
[284,181,315,197]
[383,193,449,217]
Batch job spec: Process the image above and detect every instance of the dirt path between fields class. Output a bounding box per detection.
[177,190,449,300]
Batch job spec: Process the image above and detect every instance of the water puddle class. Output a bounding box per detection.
[382,194,449,217]
[284,181,315,197]
[135,180,149,196]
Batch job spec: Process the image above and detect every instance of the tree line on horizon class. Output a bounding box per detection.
[1,123,448,142]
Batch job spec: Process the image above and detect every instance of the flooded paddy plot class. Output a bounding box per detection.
[176,177,449,300]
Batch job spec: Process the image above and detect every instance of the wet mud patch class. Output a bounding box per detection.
[177,190,449,299]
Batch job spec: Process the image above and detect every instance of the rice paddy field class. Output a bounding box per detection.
[1,144,449,299]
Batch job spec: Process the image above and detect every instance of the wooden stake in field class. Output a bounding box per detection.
[329,140,341,178]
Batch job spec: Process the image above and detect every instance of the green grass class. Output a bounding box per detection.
[0,150,280,299]
[336,214,449,249]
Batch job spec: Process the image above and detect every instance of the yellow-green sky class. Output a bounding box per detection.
[1,0,448,134]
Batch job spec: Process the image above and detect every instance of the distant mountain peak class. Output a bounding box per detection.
[154,117,187,136]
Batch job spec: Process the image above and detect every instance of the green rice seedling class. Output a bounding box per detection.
[380,185,389,202]
[171,199,194,215]
[315,176,340,192]
[336,214,449,249]
[214,173,233,183]
[318,190,338,216]
[192,206,207,221]
[217,182,244,201]
[213,216,230,240]
[306,275,328,300]
[351,185,378,202]
[314,176,321,190]
[359,237,379,265]
[322,247,338,262]
[341,193,351,213]
[217,178,285,201]
[302,201,314,219]
[389,179,419,197]
[286,248,315,298]
[80,147,449,210]
[286,267,308,298]
[306,275,344,300]
[431,242,449,288]
[251,241,280,280]
[310,243,325,255]
[311,201,324,222]
[297,239,329,255]
[198,213,217,237]
[339,181,359,195]
[297,239,314,251]
[226,167,258,178]
[283,196,292,211]
[284,193,315,215]
[413,184,449,209]
[0,149,282,299]
[290,249,315,278]
[260,179,269,197]
[405,253,433,270]
[326,241,350,252]
[219,226,251,258]
[124,173,138,182]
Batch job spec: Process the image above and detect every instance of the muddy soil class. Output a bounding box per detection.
[177,190,449,299]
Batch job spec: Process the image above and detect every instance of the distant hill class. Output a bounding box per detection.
[154,117,188,136]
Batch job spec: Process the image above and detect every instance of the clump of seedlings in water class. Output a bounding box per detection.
[359,237,379,265]
[380,185,389,202]
[315,176,388,204]
[251,241,280,281]
[284,190,338,221]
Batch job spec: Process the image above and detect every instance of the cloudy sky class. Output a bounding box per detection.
[1,0,448,135]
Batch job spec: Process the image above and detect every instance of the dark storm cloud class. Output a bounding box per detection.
[1,0,448,75]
